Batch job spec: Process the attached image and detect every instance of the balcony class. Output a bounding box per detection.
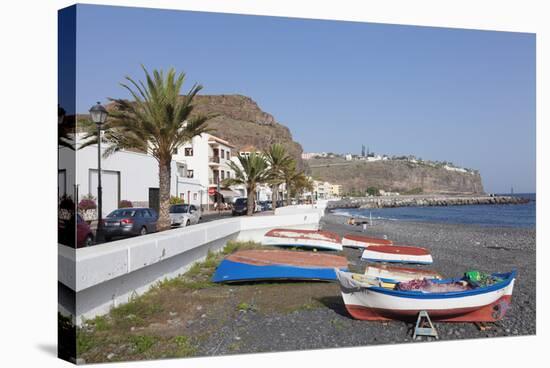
[209,156,220,164]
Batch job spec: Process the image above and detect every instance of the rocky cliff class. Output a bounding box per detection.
[309,158,484,195]
[192,95,304,168]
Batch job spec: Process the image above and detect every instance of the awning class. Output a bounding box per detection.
[219,189,241,199]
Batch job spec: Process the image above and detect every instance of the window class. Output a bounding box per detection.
[227,171,230,179]
[143,209,153,218]
[193,193,197,200]
[187,170,194,178]
[221,171,225,180]
[177,165,185,177]
[184,147,193,156]
[227,151,231,159]
[221,150,225,159]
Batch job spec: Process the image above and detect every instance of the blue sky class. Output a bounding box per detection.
[74,4,536,193]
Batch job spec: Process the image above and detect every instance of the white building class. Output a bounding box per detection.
[173,133,240,208]
[70,140,202,218]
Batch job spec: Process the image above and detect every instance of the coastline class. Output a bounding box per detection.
[328,194,530,209]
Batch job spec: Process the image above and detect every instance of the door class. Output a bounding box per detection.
[148,188,160,214]
[89,169,120,218]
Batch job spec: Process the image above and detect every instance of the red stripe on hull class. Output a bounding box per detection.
[345,295,512,322]
[365,245,430,256]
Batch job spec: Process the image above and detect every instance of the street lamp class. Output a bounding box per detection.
[89,102,108,241]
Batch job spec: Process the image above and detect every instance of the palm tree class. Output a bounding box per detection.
[80,66,213,230]
[224,153,270,215]
[281,160,311,205]
[264,144,294,210]
[290,171,314,202]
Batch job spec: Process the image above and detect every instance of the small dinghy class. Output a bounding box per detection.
[361,245,433,264]
[263,229,343,251]
[335,269,516,322]
[364,264,442,287]
[342,234,393,248]
[212,249,348,282]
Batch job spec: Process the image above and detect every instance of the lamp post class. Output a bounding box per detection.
[89,102,108,241]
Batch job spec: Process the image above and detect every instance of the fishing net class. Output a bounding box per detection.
[464,270,503,287]
[396,279,470,292]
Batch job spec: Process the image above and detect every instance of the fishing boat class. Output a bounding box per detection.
[212,249,348,282]
[364,264,442,287]
[342,234,393,248]
[361,245,433,264]
[335,269,516,322]
[263,229,343,251]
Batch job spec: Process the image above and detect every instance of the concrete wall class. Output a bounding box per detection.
[58,208,321,324]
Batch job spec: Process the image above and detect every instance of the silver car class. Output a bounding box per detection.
[169,204,201,227]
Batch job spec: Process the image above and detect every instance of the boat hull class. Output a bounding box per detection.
[212,259,347,282]
[212,250,348,282]
[263,229,343,251]
[361,245,433,264]
[336,270,515,322]
[342,234,393,248]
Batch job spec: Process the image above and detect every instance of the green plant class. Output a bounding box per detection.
[171,336,197,357]
[236,302,255,312]
[129,335,155,354]
[366,187,379,196]
[169,196,184,205]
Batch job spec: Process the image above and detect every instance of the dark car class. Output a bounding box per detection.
[102,207,158,242]
[232,198,248,216]
[258,201,270,211]
[77,214,94,248]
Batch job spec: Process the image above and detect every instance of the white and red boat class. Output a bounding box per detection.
[342,234,393,248]
[361,245,433,264]
[335,269,516,322]
[263,229,343,251]
[364,264,442,285]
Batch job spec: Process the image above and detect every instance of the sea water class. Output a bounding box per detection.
[332,193,536,229]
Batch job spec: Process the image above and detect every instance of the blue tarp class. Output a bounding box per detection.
[212,259,348,283]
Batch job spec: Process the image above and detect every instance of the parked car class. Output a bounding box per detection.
[77,214,94,247]
[169,204,201,227]
[102,207,158,242]
[232,197,248,216]
[258,201,270,211]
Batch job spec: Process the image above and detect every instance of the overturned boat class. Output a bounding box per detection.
[361,245,433,264]
[212,249,348,282]
[335,269,516,322]
[342,234,393,248]
[263,229,343,251]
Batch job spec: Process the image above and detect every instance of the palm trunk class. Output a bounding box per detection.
[285,180,291,206]
[247,184,256,216]
[271,184,278,211]
[158,159,172,230]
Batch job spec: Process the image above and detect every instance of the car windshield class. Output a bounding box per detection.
[170,204,189,213]
[107,209,136,218]
[235,198,247,205]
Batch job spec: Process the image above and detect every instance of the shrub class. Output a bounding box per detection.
[170,196,184,205]
[78,194,97,210]
[366,187,380,196]
[119,200,133,208]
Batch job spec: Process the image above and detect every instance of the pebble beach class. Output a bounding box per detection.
[196,212,536,355]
